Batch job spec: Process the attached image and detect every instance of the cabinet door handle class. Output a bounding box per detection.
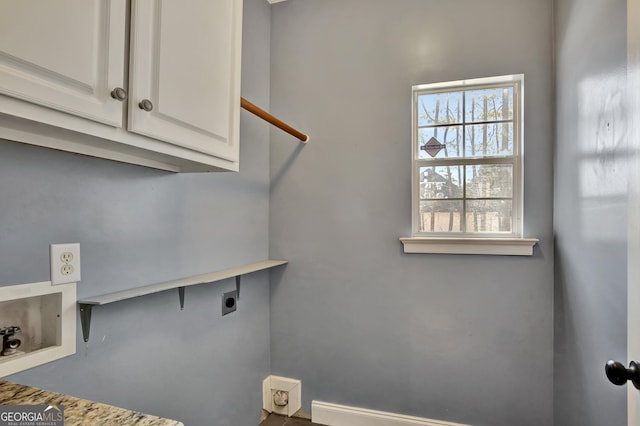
[138,99,153,112]
[110,87,128,101]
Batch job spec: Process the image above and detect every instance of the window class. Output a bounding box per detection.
[411,75,523,238]
[402,74,537,254]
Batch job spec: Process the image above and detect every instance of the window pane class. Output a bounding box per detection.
[417,92,463,126]
[412,76,522,237]
[419,166,463,199]
[419,200,462,232]
[465,165,513,198]
[465,87,513,123]
[418,126,464,159]
[465,200,512,233]
[464,123,513,157]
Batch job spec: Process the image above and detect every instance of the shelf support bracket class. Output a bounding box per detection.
[235,275,241,300]
[79,304,93,343]
[178,286,185,310]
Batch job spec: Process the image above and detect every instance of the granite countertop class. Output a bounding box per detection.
[0,380,184,426]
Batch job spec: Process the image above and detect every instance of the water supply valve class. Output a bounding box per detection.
[0,326,22,356]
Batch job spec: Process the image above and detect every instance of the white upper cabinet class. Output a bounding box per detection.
[129,0,241,162]
[0,0,242,172]
[0,0,127,127]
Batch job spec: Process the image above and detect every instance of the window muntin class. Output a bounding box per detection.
[412,75,522,237]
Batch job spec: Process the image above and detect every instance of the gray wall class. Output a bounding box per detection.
[554,0,628,425]
[0,0,271,425]
[269,1,554,425]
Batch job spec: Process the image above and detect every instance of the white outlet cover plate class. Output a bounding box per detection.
[50,243,81,285]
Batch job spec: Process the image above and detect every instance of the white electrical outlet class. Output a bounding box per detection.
[50,243,81,285]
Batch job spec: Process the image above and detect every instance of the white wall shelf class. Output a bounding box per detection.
[77,260,287,342]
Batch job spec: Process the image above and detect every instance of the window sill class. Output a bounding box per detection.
[399,237,539,256]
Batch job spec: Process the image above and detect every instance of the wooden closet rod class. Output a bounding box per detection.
[241,97,309,143]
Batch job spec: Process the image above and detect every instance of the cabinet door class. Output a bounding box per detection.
[0,0,127,127]
[128,0,242,162]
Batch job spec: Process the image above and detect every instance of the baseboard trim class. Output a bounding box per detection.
[311,401,471,426]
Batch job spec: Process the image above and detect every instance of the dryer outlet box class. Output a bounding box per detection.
[263,375,301,417]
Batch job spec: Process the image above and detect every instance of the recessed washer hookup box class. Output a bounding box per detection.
[0,281,76,377]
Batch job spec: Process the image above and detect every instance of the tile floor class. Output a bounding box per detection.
[259,413,326,426]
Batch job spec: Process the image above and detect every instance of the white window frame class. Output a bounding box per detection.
[401,74,538,255]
